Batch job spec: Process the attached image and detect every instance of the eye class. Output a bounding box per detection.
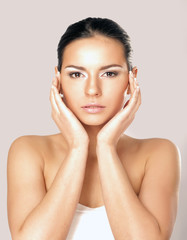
[103,71,118,77]
[69,72,83,78]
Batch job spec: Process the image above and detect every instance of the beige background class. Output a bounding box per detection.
[0,0,186,239]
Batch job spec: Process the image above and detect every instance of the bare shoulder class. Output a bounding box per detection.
[8,133,65,161]
[141,136,180,177]
[141,137,180,155]
[8,135,46,168]
[7,133,69,180]
[123,135,181,164]
[121,135,181,193]
[7,133,65,236]
[123,136,181,239]
[8,134,56,149]
[7,134,50,183]
[143,137,181,186]
[140,137,181,170]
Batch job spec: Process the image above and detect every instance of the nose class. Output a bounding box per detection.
[85,75,102,97]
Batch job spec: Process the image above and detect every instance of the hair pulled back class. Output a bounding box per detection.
[57,17,133,72]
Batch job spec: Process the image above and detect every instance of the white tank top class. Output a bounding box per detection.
[66,203,115,239]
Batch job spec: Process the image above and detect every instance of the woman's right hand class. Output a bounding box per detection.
[49,74,89,149]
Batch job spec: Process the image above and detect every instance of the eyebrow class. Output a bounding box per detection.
[64,64,123,70]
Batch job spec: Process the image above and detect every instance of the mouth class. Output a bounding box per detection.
[81,103,106,108]
[81,105,106,113]
[82,106,105,109]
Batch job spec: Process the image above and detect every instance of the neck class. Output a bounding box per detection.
[82,123,105,162]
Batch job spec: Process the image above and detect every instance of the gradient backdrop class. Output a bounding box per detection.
[0,0,186,239]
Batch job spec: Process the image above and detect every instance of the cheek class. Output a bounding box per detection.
[61,80,78,97]
[104,90,124,114]
[107,82,127,99]
[62,85,82,110]
[106,82,128,109]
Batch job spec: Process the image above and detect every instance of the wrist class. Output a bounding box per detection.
[96,142,116,151]
[68,142,89,152]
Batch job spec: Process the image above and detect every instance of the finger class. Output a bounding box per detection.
[133,78,141,109]
[52,71,61,91]
[52,76,60,92]
[134,75,140,89]
[131,71,139,92]
[124,71,136,109]
[52,76,57,88]
[52,85,70,116]
[55,72,61,92]
[50,87,60,114]
[129,71,136,94]
[124,86,140,115]
[133,87,141,114]
[51,77,61,98]
[129,86,141,116]
[129,71,141,110]
[52,77,64,99]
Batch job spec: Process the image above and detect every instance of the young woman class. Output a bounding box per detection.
[7,17,181,240]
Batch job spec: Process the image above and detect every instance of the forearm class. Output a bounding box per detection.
[96,144,161,240]
[17,146,88,240]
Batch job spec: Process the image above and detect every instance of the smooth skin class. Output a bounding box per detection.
[7,34,180,240]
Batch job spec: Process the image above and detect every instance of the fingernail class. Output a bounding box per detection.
[129,71,133,77]
[136,79,140,87]
[134,78,138,84]
[56,71,60,78]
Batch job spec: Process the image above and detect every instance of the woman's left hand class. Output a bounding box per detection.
[97,71,141,147]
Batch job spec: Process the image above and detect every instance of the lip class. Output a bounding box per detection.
[81,107,105,113]
[81,103,106,108]
[81,103,106,114]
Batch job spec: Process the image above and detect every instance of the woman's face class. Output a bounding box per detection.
[59,34,129,126]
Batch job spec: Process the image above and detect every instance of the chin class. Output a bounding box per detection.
[81,121,108,127]
[76,111,118,127]
[77,116,108,126]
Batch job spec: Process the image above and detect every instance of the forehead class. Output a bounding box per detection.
[62,35,126,67]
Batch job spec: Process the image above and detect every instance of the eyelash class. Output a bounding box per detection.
[69,71,118,78]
